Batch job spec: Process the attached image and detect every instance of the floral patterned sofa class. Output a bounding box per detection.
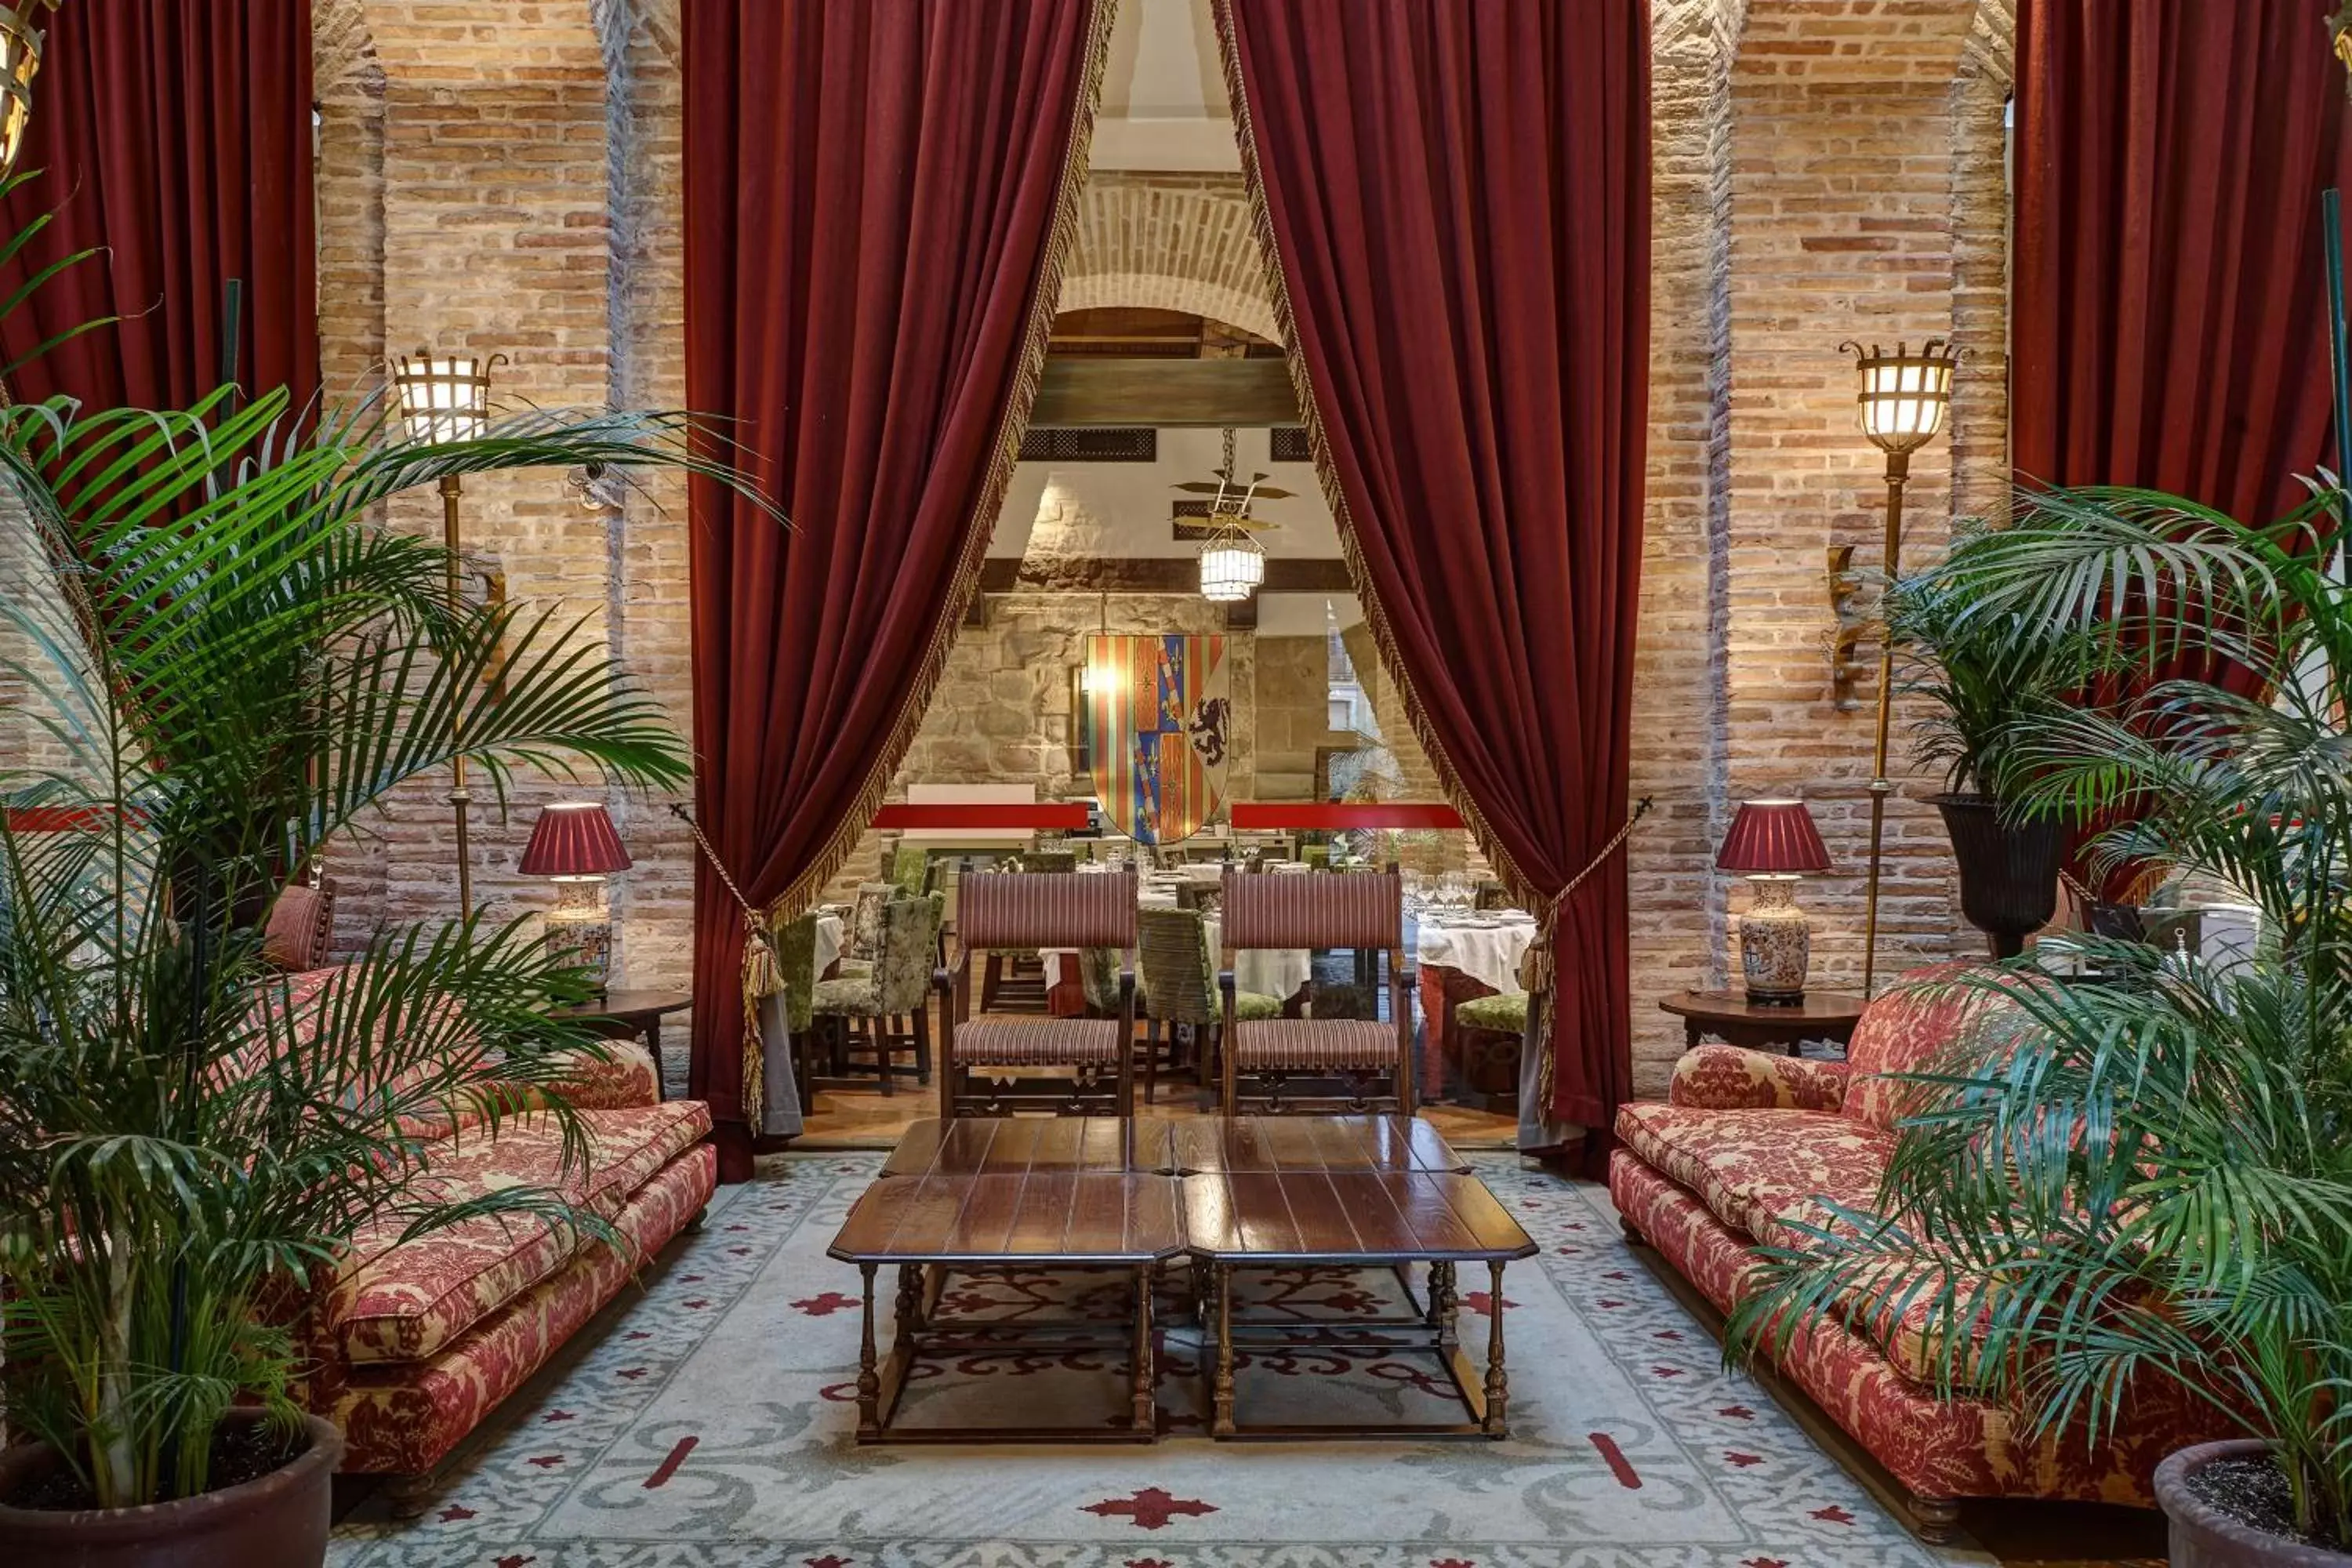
[1609,966,2198,1541]
[273,967,717,1518]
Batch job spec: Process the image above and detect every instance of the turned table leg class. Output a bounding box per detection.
[1482,1259,1509,1437]
[1131,1264,1156,1435]
[1210,1264,1236,1437]
[1431,1260,1459,1348]
[855,1262,881,1439]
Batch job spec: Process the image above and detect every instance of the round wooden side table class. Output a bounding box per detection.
[1658,989,1864,1056]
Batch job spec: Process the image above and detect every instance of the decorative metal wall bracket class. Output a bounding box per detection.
[1825,543,1870,710]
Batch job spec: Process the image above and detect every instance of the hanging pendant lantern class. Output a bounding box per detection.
[1194,426,1268,602]
[1199,522,1265,602]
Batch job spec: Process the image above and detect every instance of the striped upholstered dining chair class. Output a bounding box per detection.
[1218,868,1414,1116]
[937,871,1138,1116]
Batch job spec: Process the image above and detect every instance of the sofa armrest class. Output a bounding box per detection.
[533,1037,656,1111]
[1668,1043,1849,1112]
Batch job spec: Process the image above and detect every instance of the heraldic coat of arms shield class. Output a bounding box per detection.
[1085,633,1231,845]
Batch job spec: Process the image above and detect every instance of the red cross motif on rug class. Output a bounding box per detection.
[1081,1487,1221,1530]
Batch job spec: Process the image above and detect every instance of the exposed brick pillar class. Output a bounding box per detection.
[349,1,633,949]
[1626,0,1742,1089]
[1721,0,1992,990]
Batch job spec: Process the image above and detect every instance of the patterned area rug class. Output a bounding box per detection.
[330,1152,1980,1568]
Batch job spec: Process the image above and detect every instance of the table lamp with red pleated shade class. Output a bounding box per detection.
[1716,798,1832,1004]
[519,801,632,993]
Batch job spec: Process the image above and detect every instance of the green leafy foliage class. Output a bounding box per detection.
[1728,483,2352,1544]
[0,223,775,1505]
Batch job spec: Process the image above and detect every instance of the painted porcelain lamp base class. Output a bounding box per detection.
[545,876,613,996]
[1737,874,1813,1005]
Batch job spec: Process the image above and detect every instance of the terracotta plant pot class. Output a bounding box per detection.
[2156,1441,2352,1568]
[1932,793,2068,960]
[0,1411,342,1568]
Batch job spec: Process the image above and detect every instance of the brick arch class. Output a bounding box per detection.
[1057,172,1278,343]
[314,0,382,100]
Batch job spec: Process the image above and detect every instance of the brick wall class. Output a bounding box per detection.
[303,0,2016,1102]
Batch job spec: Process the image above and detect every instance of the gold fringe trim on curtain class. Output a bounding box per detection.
[731,0,1121,1104]
[1213,0,1639,1116]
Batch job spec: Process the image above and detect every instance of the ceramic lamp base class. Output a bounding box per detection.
[1737,875,1812,1005]
[546,905,613,996]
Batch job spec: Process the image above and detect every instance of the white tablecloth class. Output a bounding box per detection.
[1417,914,1538,995]
[814,913,845,978]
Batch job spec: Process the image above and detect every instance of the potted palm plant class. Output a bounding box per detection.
[0,287,769,1559]
[1732,484,2352,1566]
[1882,521,2109,956]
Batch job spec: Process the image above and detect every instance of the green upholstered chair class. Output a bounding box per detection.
[1018,849,1077,873]
[844,882,892,967]
[1135,906,1276,1105]
[760,910,820,1112]
[1453,990,1529,1113]
[768,910,820,1036]
[811,893,942,1096]
[886,843,933,897]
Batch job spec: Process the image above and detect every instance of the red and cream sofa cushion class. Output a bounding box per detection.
[1610,964,2214,1519]
[321,1100,707,1366]
[275,967,718,1479]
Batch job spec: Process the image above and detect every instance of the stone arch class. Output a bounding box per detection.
[1058,172,1278,343]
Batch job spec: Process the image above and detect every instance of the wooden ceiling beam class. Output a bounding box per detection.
[1030,357,1300,426]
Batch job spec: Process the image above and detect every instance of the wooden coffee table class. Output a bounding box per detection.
[877,1114,1468,1181]
[879,1115,1179,1178]
[1180,1169,1537,1439]
[826,1169,1185,1443]
[1166,1113,1471,1174]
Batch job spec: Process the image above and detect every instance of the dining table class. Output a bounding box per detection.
[1414,909,1537,1100]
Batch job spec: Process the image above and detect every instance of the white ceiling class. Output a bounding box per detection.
[1094,0,1239,171]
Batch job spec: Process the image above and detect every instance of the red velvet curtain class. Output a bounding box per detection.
[2016,0,2352,522]
[683,0,1107,1176]
[1220,0,1650,1163]
[0,0,315,414]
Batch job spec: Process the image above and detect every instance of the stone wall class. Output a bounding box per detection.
[299,0,2016,1098]
[1254,633,1356,804]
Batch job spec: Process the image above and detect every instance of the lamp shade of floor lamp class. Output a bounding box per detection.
[1718,798,1833,1005]
[519,801,632,994]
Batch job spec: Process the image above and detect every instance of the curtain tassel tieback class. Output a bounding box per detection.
[671,803,788,1121]
[1526,796,1653,1111]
